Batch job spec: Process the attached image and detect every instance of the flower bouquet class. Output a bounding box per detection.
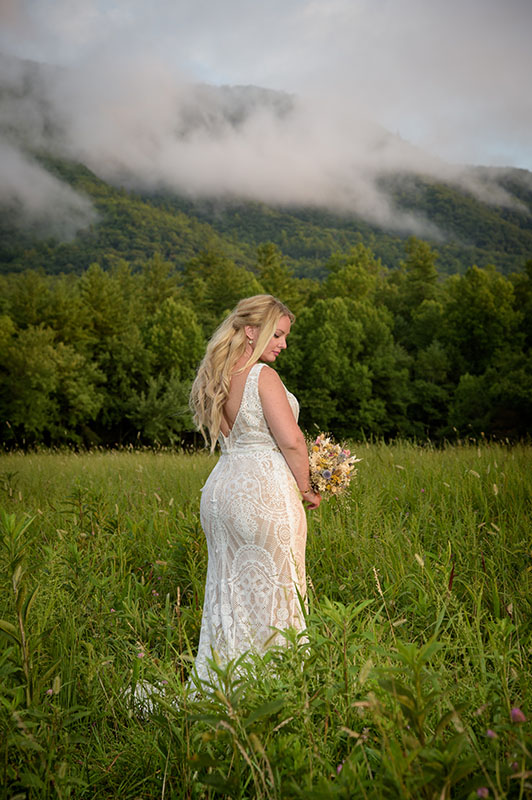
[308,433,361,499]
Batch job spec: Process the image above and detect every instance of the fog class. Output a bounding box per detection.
[1,0,531,241]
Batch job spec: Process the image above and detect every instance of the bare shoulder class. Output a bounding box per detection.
[258,364,283,393]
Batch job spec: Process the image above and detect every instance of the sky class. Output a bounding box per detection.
[1,0,532,236]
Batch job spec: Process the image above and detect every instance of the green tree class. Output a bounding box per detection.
[79,262,149,438]
[323,244,383,302]
[382,237,441,352]
[4,270,52,328]
[181,251,262,333]
[281,297,411,438]
[143,297,204,379]
[0,324,104,445]
[255,243,305,313]
[441,265,522,377]
[126,371,194,444]
[140,253,180,316]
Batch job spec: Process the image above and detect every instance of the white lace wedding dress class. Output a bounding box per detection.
[194,362,307,683]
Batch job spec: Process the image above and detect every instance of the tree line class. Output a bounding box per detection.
[1,239,531,448]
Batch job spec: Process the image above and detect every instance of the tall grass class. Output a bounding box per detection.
[1,441,531,798]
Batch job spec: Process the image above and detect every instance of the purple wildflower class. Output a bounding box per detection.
[322,469,332,480]
[486,729,497,739]
[46,688,53,696]
[511,707,526,723]
[477,789,489,798]
[336,761,344,775]
[137,652,145,659]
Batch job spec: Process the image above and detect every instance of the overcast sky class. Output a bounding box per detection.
[1,0,531,237]
[2,0,531,169]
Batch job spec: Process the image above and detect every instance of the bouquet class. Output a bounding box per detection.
[307,433,361,499]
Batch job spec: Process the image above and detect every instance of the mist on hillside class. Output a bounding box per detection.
[0,51,530,241]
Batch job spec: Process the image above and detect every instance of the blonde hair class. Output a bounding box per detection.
[190,295,295,450]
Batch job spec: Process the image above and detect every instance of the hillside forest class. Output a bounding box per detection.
[1,235,531,448]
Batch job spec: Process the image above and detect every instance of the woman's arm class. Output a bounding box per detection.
[259,366,321,509]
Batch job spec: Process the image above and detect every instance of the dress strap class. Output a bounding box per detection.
[247,362,267,399]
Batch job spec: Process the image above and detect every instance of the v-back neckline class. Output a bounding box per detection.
[220,363,262,440]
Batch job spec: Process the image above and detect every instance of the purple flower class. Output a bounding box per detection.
[110,608,116,613]
[336,761,344,775]
[476,789,489,798]
[46,688,53,696]
[510,707,526,723]
[421,488,426,493]
[137,652,145,659]
[322,469,332,480]
[486,729,497,739]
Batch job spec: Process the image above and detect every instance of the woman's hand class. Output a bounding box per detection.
[301,489,321,510]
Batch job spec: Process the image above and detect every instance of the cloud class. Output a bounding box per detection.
[1,0,531,166]
[0,138,97,237]
[0,0,531,239]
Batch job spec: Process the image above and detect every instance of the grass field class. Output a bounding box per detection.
[1,441,531,799]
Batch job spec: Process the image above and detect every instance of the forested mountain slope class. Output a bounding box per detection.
[2,155,531,278]
[1,52,531,278]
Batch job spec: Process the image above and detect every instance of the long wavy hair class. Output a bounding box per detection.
[190,295,295,450]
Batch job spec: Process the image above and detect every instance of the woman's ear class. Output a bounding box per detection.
[244,325,257,341]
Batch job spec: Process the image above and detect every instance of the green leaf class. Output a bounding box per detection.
[22,584,39,623]
[0,619,21,645]
[244,697,285,728]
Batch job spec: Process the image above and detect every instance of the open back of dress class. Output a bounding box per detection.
[195,362,307,683]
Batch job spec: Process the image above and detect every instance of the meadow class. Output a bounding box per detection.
[0,441,531,799]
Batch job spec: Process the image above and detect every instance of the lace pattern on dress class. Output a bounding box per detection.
[194,363,307,682]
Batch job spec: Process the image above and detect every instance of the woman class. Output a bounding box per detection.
[189,294,321,683]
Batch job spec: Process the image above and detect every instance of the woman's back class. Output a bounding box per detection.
[220,364,254,438]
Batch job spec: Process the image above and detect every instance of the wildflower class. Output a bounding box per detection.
[510,707,526,723]
[511,761,519,772]
[486,729,498,739]
[336,761,344,775]
[137,652,145,659]
[477,789,489,798]
[421,488,425,493]
[46,688,53,696]
[110,608,116,613]
[322,469,332,480]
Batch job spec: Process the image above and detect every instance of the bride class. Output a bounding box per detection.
[189,295,321,684]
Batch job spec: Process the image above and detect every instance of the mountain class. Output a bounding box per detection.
[1,53,531,277]
[1,156,531,277]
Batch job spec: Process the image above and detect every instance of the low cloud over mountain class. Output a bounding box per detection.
[1,51,530,240]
